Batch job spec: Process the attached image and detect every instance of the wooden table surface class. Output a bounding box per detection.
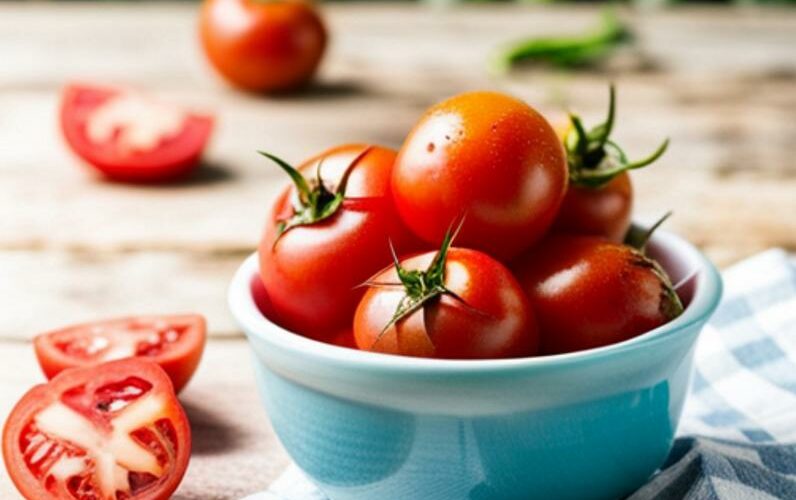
[1,3,794,498]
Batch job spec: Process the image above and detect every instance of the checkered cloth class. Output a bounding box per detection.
[630,249,796,499]
[248,250,796,500]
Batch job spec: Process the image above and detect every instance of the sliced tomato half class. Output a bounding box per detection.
[60,83,214,182]
[3,359,191,500]
[34,315,206,394]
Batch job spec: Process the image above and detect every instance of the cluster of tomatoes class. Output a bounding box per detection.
[3,315,207,499]
[256,87,681,359]
[8,84,681,500]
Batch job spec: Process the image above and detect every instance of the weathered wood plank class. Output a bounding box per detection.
[1,4,795,88]
[0,339,289,499]
[0,250,244,339]
[1,78,793,265]
[0,5,795,498]
[0,5,794,265]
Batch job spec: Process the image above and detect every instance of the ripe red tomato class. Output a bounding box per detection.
[354,244,538,359]
[259,144,423,339]
[3,359,191,500]
[392,91,568,261]
[513,235,683,355]
[251,274,276,319]
[553,173,632,242]
[252,272,359,348]
[33,315,206,394]
[552,86,667,242]
[60,83,214,182]
[329,329,357,350]
[199,0,327,92]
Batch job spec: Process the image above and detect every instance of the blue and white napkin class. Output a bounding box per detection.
[249,249,796,500]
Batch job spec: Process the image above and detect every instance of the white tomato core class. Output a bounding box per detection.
[29,393,168,498]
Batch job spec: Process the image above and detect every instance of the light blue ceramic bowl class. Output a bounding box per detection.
[229,230,722,500]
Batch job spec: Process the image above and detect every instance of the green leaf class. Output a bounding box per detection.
[490,9,631,73]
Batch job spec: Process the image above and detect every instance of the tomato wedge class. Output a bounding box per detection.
[3,359,191,500]
[34,315,206,394]
[60,83,214,182]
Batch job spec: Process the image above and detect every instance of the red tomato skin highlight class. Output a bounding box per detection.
[60,83,214,183]
[513,235,679,355]
[199,0,327,92]
[2,359,191,500]
[553,173,633,242]
[33,314,206,394]
[392,91,568,261]
[354,248,538,359]
[259,145,424,340]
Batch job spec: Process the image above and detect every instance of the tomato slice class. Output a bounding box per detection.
[3,359,191,500]
[60,83,214,182]
[34,315,206,394]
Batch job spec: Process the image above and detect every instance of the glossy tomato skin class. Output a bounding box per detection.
[3,359,190,500]
[553,172,633,242]
[253,271,356,350]
[200,0,327,92]
[329,329,357,350]
[60,83,214,182]
[259,144,423,339]
[513,235,681,355]
[354,248,538,359]
[392,91,568,261]
[33,314,206,393]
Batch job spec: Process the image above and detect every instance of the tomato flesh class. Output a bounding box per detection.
[60,83,214,182]
[34,315,206,393]
[3,359,190,500]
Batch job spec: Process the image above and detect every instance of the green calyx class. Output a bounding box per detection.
[364,219,482,343]
[565,85,669,189]
[629,251,685,321]
[624,212,684,320]
[623,211,672,252]
[260,147,372,247]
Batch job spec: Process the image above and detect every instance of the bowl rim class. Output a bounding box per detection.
[229,230,723,375]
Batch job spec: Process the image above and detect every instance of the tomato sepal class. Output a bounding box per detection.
[623,213,684,320]
[362,218,489,346]
[565,85,668,188]
[260,146,373,248]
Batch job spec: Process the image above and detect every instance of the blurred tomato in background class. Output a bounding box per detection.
[199,0,327,93]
